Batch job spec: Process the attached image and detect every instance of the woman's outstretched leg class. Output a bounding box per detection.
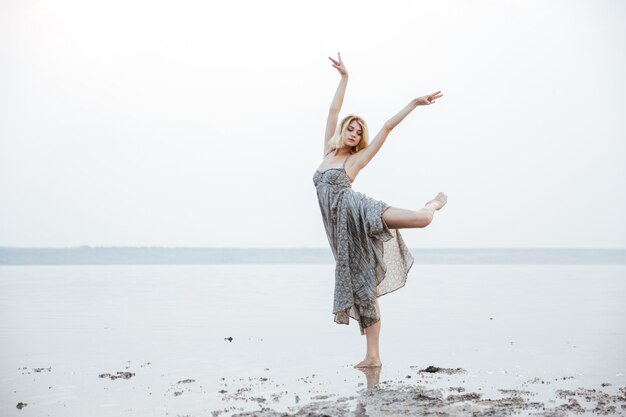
[382,192,447,229]
[354,298,382,368]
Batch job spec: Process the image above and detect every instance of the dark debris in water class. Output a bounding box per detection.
[18,366,52,375]
[177,379,196,384]
[99,371,135,380]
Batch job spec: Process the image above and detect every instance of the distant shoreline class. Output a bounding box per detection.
[1,247,625,265]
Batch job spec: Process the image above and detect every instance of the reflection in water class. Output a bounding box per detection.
[353,366,381,416]
[355,366,381,389]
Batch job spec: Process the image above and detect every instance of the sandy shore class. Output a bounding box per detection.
[216,365,625,416]
[7,360,625,416]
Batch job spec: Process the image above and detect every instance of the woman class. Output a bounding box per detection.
[313,52,448,369]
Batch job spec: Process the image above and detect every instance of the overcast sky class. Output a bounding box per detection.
[1,0,625,248]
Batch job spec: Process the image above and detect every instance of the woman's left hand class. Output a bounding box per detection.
[328,52,349,77]
[414,91,443,106]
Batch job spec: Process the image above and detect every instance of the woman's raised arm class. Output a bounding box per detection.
[324,53,349,155]
[352,91,443,169]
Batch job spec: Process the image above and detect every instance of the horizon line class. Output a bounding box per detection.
[1,246,625,250]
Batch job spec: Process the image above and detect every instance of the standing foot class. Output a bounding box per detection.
[353,356,382,368]
[425,192,448,211]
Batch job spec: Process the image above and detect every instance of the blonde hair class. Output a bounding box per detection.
[328,114,369,154]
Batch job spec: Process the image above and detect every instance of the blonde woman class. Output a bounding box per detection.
[313,52,448,369]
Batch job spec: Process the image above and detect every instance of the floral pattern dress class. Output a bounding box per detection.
[313,155,414,335]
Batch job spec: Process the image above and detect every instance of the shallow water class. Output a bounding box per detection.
[0,264,625,416]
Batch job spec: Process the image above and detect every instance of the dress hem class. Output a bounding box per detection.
[334,232,416,336]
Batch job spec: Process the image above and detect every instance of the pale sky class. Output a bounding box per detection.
[1,0,625,248]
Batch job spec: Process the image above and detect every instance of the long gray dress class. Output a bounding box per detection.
[313,153,414,335]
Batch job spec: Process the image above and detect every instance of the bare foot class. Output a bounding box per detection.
[425,192,447,211]
[353,356,382,368]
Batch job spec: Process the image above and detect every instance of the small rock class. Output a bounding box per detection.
[16,402,27,409]
[417,366,466,374]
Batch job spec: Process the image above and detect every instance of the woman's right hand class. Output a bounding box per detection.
[328,52,348,77]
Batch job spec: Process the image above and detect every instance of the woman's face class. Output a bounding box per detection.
[342,120,362,148]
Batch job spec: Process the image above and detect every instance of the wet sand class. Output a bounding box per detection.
[1,264,625,416]
[221,366,625,416]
